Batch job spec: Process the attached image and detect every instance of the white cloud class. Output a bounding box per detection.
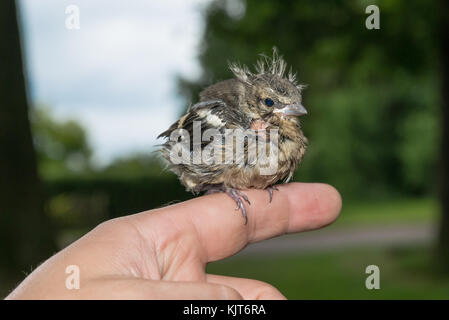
[18,0,211,165]
[52,103,178,165]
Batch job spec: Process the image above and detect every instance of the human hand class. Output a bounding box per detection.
[6,183,341,300]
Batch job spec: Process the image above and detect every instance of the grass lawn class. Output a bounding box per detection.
[207,197,448,299]
[207,246,449,299]
[333,197,438,227]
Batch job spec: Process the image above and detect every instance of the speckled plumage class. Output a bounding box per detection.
[158,50,308,222]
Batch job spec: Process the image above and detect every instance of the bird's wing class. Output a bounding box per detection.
[158,99,251,140]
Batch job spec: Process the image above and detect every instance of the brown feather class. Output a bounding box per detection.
[158,51,308,193]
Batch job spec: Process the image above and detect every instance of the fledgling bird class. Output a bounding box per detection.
[158,50,308,223]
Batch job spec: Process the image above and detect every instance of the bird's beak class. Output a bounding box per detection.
[274,103,308,117]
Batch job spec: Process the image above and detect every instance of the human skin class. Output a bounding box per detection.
[6,183,341,300]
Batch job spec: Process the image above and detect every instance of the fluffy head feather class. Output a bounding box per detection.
[229,48,306,91]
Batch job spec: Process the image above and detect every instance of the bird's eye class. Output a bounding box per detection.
[264,98,274,107]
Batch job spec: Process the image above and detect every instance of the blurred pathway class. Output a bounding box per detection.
[238,222,436,256]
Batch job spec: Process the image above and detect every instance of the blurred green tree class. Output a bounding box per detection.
[101,153,167,179]
[179,0,439,200]
[437,0,449,272]
[31,107,92,179]
[0,0,55,280]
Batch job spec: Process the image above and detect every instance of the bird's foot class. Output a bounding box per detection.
[226,188,250,224]
[265,185,279,203]
[203,184,250,224]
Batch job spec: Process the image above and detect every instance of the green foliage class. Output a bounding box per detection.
[207,247,449,299]
[335,197,437,227]
[31,107,92,179]
[44,174,192,224]
[179,0,440,199]
[101,152,169,179]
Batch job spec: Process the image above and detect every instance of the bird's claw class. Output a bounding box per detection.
[202,185,250,224]
[226,188,249,224]
[266,185,279,203]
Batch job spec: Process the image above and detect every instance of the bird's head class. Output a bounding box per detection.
[229,49,307,123]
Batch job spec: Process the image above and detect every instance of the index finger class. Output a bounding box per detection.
[136,183,341,263]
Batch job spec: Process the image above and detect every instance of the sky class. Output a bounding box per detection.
[18,0,212,166]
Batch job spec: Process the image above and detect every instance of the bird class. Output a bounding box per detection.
[158,50,308,223]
